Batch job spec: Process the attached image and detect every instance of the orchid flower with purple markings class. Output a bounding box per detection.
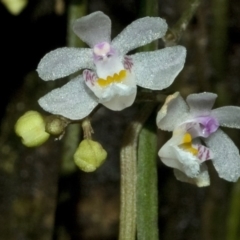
[157,92,240,187]
[37,11,186,120]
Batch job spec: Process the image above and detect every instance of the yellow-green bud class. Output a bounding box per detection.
[2,0,28,15]
[15,111,50,147]
[74,139,107,172]
[45,115,69,136]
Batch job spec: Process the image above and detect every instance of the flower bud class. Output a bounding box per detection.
[74,139,107,172]
[15,111,50,147]
[2,0,28,15]
[45,115,69,136]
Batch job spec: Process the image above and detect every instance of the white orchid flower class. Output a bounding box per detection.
[37,11,186,120]
[157,92,240,187]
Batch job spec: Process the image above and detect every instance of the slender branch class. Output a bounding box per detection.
[164,0,202,46]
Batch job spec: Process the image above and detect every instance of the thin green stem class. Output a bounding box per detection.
[226,181,240,240]
[135,1,160,239]
[137,116,158,240]
[164,0,202,46]
[119,104,156,240]
[67,0,87,47]
[210,0,230,105]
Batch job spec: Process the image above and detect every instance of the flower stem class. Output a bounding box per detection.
[134,1,160,238]
[67,0,87,47]
[164,0,202,46]
[226,180,240,240]
[137,115,158,240]
[119,103,156,240]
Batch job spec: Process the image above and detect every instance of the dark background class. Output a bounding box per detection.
[0,0,240,239]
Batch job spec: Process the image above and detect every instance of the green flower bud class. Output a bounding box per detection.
[45,115,69,136]
[15,111,50,147]
[74,139,107,172]
[2,0,28,15]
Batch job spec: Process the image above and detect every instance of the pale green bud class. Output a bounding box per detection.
[45,115,69,136]
[74,139,107,172]
[2,0,28,15]
[15,111,50,147]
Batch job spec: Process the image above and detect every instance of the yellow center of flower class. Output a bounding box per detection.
[97,70,127,87]
[179,133,198,155]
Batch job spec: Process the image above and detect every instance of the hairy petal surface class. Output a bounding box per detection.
[38,76,98,120]
[174,146,201,178]
[205,129,240,182]
[112,17,167,56]
[73,11,111,47]
[132,46,186,90]
[156,92,189,131]
[37,48,94,81]
[174,163,210,187]
[186,92,217,116]
[159,133,201,178]
[159,142,184,171]
[101,90,137,111]
[211,106,240,129]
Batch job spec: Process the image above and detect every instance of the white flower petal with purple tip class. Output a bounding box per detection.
[182,116,219,138]
[159,128,212,180]
[37,11,186,120]
[157,92,240,185]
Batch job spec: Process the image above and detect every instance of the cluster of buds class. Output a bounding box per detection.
[15,111,107,172]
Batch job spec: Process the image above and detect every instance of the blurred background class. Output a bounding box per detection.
[0,0,240,239]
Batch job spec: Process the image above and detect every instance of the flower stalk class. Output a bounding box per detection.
[137,114,159,240]
[135,1,159,238]
[119,103,156,240]
[227,180,240,240]
[164,0,202,46]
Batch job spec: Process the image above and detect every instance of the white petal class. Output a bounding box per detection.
[159,133,201,178]
[205,129,240,182]
[212,106,240,129]
[132,46,186,90]
[174,164,210,187]
[86,70,137,111]
[186,92,217,115]
[101,90,137,111]
[112,17,167,56]
[37,48,94,81]
[158,140,184,170]
[72,11,111,47]
[95,54,124,79]
[100,79,137,110]
[174,145,201,178]
[156,92,189,131]
[38,76,98,120]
